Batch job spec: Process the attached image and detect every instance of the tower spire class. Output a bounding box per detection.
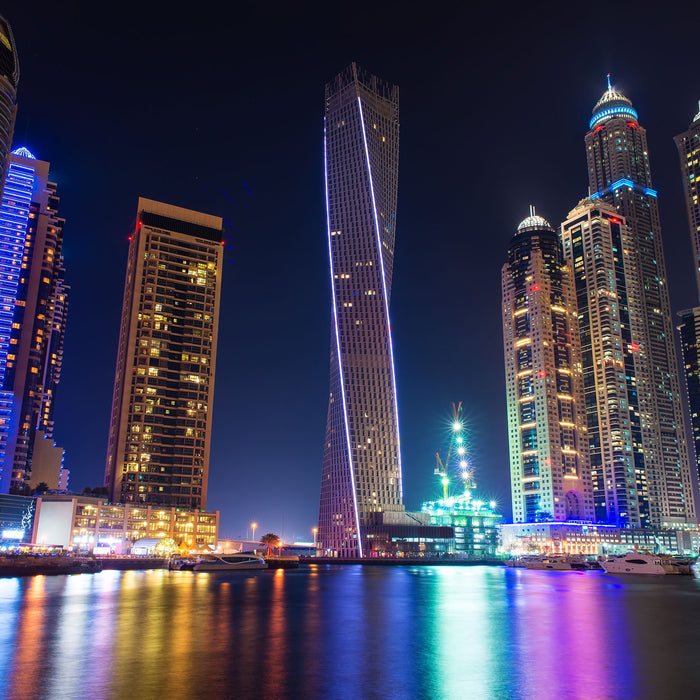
[607,73,612,91]
[529,204,535,217]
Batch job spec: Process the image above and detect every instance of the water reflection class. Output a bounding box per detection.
[0,566,698,699]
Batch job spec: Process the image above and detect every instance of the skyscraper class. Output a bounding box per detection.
[0,15,18,187]
[503,209,594,523]
[585,79,695,527]
[674,101,700,299]
[319,64,403,557]
[0,148,68,494]
[105,199,223,509]
[675,101,700,493]
[561,199,647,526]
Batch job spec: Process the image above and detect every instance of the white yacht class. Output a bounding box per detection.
[600,552,692,576]
[192,553,267,572]
[524,556,589,571]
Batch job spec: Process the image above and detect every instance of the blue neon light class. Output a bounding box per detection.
[10,147,36,160]
[324,119,363,558]
[590,177,657,200]
[357,95,404,502]
[590,105,638,128]
[0,159,33,493]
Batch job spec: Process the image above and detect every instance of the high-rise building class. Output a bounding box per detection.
[502,209,594,524]
[318,64,403,557]
[105,198,223,509]
[0,15,19,187]
[584,79,695,527]
[561,199,647,526]
[0,148,68,494]
[674,102,700,299]
[676,101,700,494]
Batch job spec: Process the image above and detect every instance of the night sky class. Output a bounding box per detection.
[6,3,700,542]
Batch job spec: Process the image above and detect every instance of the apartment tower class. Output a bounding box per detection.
[105,199,223,509]
[676,102,700,492]
[502,209,594,523]
[0,148,68,494]
[561,199,647,526]
[319,64,403,557]
[584,79,694,527]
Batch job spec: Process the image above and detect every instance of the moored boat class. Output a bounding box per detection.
[600,552,692,576]
[191,553,267,572]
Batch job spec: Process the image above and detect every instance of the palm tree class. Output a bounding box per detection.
[260,533,281,556]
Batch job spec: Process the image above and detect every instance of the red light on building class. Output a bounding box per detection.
[629,343,640,352]
[532,284,540,292]
[538,370,546,378]
[221,240,226,245]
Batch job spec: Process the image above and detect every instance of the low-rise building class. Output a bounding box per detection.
[32,494,218,553]
[421,494,502,556]
[501,521,700,556]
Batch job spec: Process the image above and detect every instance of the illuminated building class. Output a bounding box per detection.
[0,148,69,494]
[318,64,404,557]
[560,199,647,526]
[0,14,18,186]
[585,79,695,527]
[421,495,502,556]
[502,209,594,523]
[31,493,218,552]
[674,101,700,299]
[104,199,223,509]
[501,522,700,557]
[675,103,700,491]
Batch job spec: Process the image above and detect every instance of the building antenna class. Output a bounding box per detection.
[607,73,612,91]
[529,204,535,217]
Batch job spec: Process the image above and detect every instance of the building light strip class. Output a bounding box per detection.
[357,95,404,503]
[324,119,363,558]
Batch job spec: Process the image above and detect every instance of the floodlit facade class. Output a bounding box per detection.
[560,199,647,526]
[0,15,18,187]
[319,64,404,557]
[0,148,68,494]
[585,80,695,527]
[32,494,218,552]
[502,209,594,523]
[105,199,223,510]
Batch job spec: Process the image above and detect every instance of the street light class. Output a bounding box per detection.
[312,527,318,556]
[251,522,257,544]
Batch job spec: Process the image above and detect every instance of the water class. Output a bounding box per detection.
[1,565,699,699]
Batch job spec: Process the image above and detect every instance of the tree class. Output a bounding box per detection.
[31,482,49,495]
[260,533,281,556]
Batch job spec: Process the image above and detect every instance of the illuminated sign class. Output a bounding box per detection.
[2,529,24,540]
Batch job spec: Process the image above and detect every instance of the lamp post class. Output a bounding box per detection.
[312,527,318,557]
[251,522,257,547]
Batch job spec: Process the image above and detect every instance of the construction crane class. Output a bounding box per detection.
[434,401,477,500]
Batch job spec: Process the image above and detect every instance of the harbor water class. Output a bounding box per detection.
[1,564,699,699]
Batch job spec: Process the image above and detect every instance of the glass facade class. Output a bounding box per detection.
[319,64,403,557]
[502,212,594,523]
[585,83,695,527]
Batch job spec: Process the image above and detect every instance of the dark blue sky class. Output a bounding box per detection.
[7,2,700,542]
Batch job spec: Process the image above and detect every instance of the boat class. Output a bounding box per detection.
[600,552,693,576]
[524,555,589,571]
[189,553,268,572]
[168,555,199,571]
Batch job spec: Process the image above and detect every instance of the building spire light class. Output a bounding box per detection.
[607,73,612,91]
